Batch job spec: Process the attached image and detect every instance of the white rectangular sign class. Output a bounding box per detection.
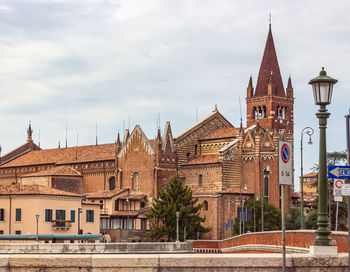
[278,140,293,186]
[341,183,350,196]
[334,196,343,202]
[333,179,345,196]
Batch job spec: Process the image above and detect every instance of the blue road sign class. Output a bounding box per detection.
[328,165,350,179]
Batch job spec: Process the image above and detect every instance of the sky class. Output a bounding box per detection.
[0,0,349,191]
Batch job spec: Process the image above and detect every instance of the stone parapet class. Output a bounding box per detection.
[0,253,347,271]
[0,242,192,254]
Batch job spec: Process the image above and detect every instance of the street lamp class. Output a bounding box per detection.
[239,183,247,235]
[308,67,337,247]
[176,211,180,242]
[126,198,129,241]
[300,127,314,229]
[35,213,39,243]
[262,165,270,232]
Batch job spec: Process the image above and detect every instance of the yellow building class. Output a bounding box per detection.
[0,184,100,236]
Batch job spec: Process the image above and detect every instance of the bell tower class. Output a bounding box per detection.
[246,23,294,133]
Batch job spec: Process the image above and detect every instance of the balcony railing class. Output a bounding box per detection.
[52,220,72,230]
[100,209,109,215]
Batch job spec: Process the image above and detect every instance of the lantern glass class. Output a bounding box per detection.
[309,67,337,106]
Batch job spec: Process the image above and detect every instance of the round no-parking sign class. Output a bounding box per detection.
[278,141,293,185]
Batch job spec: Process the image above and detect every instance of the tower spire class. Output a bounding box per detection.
[254,22,285,97]
[27,121,33,143]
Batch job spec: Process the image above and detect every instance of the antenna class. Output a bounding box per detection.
[269,12,272,29]
[158,113,160,129]
[65,126,68,148]
[95,122,98,146]
[239,96,242,121]
[38,129,41,148]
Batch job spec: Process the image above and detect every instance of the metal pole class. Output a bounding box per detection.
[243,204,245,234]
[239,184,242,235]
[254,198,256,232]
[261,170,264,232]
[126,198,129,242]
[36,214,39,243]
[184,226,186,242]
[282,185,286,272]
[335,200,339,231]
[345,109,350,271]
[176,211,179,242]
[315,105,331,246]
[300,127,314,229]
[300,131,304,229]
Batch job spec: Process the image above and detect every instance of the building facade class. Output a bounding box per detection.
[0,24,294,240]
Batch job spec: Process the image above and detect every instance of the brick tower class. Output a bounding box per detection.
[246,23,294,134]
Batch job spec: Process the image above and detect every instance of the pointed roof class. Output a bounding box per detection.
[162,121,175,152]
[287,75,293,89]
[255,25,285,97]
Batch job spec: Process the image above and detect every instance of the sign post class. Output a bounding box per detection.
[333,178,344,231]
[279,141,293,272]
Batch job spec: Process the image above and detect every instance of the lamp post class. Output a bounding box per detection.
[300,127,314,229]
[77,208,82,234]
[176,211,180,242]
[239,183,247,235]
[126,198,129,241]
[308,67,337,247]
[261,165,270,232]
[254,196,258,232]
[35,213,39,243]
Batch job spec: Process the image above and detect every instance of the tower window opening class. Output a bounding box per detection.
[199,174,203,187]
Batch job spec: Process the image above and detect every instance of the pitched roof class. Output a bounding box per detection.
[303,172,318,178]
[0,140,41,165]
[0,144,116,168]
[175,110,233,141]
[119,194,147,200]
[0,184,82,197]
[200,127,239,140]
[182,154,220,166]
[21,165,82,177]
[85,188,129,199]
[254,25,285,97]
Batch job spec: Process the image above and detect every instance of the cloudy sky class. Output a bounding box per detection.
[0,0,349,190]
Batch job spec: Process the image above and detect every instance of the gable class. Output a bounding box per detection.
[260,131,275,149]
[243,131,255,149]
[162,121,175,153]
[118,125,156,159]
[175,110,233,147]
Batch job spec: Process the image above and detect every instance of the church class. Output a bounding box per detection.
[0,23,294,241]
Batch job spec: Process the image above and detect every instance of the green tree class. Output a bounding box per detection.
[286,206,301,230]
[145,176,210,241]
[233,199,281,233]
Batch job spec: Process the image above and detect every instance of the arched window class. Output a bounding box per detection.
[203,201,208,211]
[253,107,257,120]
[263,106,266,118]
[264,175,269,200]
[199,174,203,187]
[132,172,140,191]
[109,177,115,190]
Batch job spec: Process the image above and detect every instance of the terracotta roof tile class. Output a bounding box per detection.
[183,154,220,166]
[85,188,129,199]
[119,194,147,200]
[0,184,82,197]
[200,127,239,140]
[21,165,82,177]
[0,144,116,168]
[303,172,318,178]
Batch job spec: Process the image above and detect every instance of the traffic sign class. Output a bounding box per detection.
[328,165,350,179]
[334,196,343,202]
[341,184,350,196]
[333,179,344,196]
[278,141,293,185]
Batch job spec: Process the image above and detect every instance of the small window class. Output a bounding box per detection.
[141,219,147,230]
[0,209,4,221]
[203,201,208,211]
[15,230,21,235]
[194,145,198,156]
[109,177,116,190]
[100,218,108,229]
[15,209,21,222]
[70,210,76,223]
[45,209,53,222]
[186,153,190,159]
[86,210,94,223]
[115,200,119,211]
[56,209,66,220]
[199,174,203,187]
[0,230,3,234]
